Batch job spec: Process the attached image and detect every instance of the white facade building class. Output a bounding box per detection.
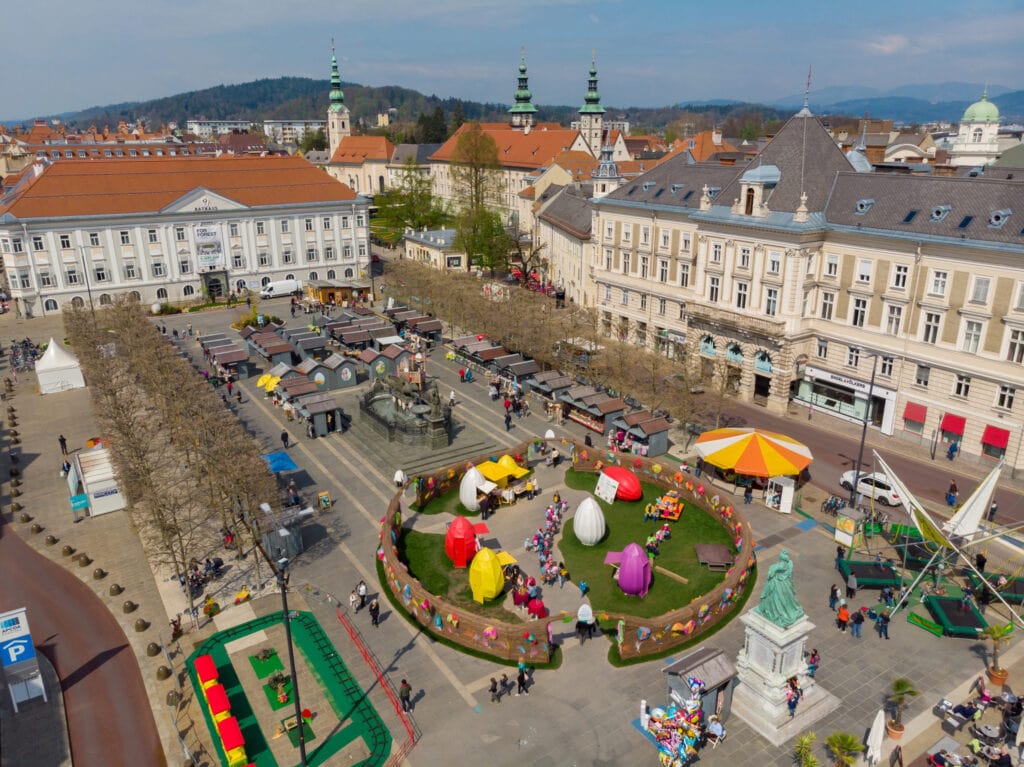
[186,120,257,140]
[263,120,326,145]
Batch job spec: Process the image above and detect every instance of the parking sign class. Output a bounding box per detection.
[0,608,34,668]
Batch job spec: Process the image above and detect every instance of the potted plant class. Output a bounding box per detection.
[886,677,920,739]
[982,622,1014,685]
[825,731,864,767]
[794,732,819,767]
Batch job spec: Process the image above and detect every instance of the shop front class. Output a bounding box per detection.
[796,366,896,435]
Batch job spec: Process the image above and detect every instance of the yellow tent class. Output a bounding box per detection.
[469,548,504,603]
[476,455,529,487]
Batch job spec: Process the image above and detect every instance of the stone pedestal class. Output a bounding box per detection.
[731,610,840,746]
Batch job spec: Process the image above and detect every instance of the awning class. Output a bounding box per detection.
[982,425,1011,450]
[940,413,966,435]
[903,402,927,423]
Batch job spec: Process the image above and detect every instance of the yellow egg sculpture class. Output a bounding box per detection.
[468,548,504,604]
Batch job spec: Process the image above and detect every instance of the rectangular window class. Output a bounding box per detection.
[605,285,612,301]
[851,298,867,327]
[639,293,648,310]
[930,270,948,296]
[768,251,781,274]
[282,249,294,264]
[658,260,668,283]
[281,220,290,233]
[325,246,335,261]
[640,257,649,279]
[355,215,365,227]
[681,234,691,252]
[915,365,930,387]
[148,229,158,244]
[89,233,100,247]
[711,243,722,263]
[765,287,778,316]
[736,282,748,309]
[342,216,350,230]
[893,264,908,289]
[679,263,690,288]
[816,339,828,358]
[739,247,751,269]
[232,253,244,268]
[622,223,631,243]
[258,252,269,267]
[1016,283,1024,312]
[39,271,53,287]
[358,243,367,257]
[94,265,108,282]
[11,239,22,253]
[31,236,44,251]
[962,320,982,353]
[343,245,353,259]
[847,347,860,366]
[623,253,631,274]
[229,223,239,237]
[886,305,903,335]
[708,276,720,303]
[621,289,629,306]
[123,262,137,280]
[971,277,991,304]
[152,262,165,277]
[175,227,186,242]
[880,356,894,377]
[826,254,839,277]
[179,259,191,274]
[604,249,612,271]
[0,239,9,253]
[641,226,650,245]
[256,221,265,235]
[119,231,131,245]
[923,312,941,344]
[954,374,971,398]
[820,292,834,320]
[998,385,1016,410]
[66,267,80,285]
[805,252,815,275]
[306,248,317,262]
[660,229,670,249]
[658,298,666,316]
[18,272,30,289]
[59,234,71,250]
[856,259,872,283]
[305,218,314,232]
[1008,329,1024,363]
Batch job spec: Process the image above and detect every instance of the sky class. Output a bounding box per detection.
[6,0,1023,120]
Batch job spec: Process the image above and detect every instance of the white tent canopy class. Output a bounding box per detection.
[943,461,1003,539]
[36,338,85,395]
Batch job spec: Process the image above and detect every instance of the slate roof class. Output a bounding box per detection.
[390,143,442,165]
[601,154,739,209]
[537,185,592,239]
[825,172,1024,247]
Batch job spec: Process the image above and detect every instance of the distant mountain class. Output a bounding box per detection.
[776,82,1012,108]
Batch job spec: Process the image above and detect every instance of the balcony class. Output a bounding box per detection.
[686,303,787,338]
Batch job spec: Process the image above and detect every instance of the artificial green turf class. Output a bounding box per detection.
[261,678,293,710]
[409,483,479,516]
[558,469,734,618]
[248,651,284,679]
[282,717,316,747]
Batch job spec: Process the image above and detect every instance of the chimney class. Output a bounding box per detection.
[712,128,722,146]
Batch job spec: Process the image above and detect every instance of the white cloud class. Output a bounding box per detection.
[863,34,909,55]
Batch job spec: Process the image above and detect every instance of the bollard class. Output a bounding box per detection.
[18,511,30,522]
[10,479,20,488]
[45,535,58,546]
[122,600,137,613]
[30,524,42,534]
[92,568,106,580]
[61,545,75,557]
[10,488,20,497]
[156,665,172,680]
[9,502,21,512]
[77,556,91,567]
[108,583,123,596]
[133,618,150,632]
[146,642,162,657]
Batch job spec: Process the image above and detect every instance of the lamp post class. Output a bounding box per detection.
[849,351,879,508]
[77,246,96,316]
[275,557,307,766]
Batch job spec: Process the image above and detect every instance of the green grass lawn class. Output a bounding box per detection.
[396,529,522,622]
[559,469,734,618]
[409,484,479,517]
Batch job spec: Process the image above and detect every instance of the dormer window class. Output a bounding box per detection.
[707,186,720,199]
[930,205,952,222]
[670,184,682,194]
[990,209,1012,229]
[855,198,874,215]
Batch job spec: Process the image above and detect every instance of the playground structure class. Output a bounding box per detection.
[379,438,756,661]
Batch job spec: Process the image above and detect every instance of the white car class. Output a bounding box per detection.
[839,471,900,506]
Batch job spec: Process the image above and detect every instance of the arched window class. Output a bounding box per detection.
[99,294,112,306]
[327,270,336,280]
[71,296,85,308]
[285,273,294,280]
[755,350,773,373]
[43,298,58,312]
[726,343,744,363]
[344,268,353,278]
[744,187,755,215]
[235,279,246,292]
[156,288,168,300]
[972,128,983,143]
[309,271,319,281]
[261,276,271,287]
[700,335,716,356]
[128,291,141,302]
[183,285,195,297]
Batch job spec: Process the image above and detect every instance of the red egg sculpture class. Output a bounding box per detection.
[445,516,479,568]
[601,466,642,501]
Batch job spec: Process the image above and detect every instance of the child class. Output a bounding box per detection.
[807,649,820,678]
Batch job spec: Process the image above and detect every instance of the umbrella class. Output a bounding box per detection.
[256,374,271,387]
[695,428,813,477]
[496,551,517,567]
[263,376,281,392]
[865,708,885,765]
[262,451,298,473]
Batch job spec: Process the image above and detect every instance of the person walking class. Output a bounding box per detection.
[877,610,891,639]
[851,608,865,638]
[348,590,358,613]
[58,434,68,455]
[835,544,846,572]
[988,502,999,526]
[280,430,290,449]
[368,598,380,627]
[829,584,840,611]
[357,580,368,610]
[449,390,456,407]
[947,480,959,507]
[504,412,512,432]
[846,572,858,600]
[489,677,500,703]
[399,679,412,712]
[807,649,820,678]
[836,602,850,632]
[976,552,988,574]
[516,668,529,696]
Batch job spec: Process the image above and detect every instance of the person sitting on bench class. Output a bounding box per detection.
[953,701,980,719]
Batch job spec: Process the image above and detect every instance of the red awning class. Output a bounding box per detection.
[903,402,927,423]
[940,413,967,435]
[982,425,1011,450]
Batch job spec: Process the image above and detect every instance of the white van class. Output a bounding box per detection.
[259,279,303,299]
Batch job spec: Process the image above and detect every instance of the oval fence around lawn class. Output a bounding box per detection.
[378,439,757,662]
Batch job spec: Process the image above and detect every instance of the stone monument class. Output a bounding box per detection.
[731,550,840,746]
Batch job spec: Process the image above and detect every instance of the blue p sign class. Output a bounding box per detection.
[0,637,35,667]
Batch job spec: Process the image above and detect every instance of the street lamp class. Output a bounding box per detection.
[849,350,879,508]
[274,551,308,766]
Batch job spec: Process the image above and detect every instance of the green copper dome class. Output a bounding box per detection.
[509,53,537,117]
[963,91,999,123]
[329,54,346,113]
[579,56,605,115]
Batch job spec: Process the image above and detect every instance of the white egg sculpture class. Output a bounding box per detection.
[574,496,606,546]
[459,466,485,511]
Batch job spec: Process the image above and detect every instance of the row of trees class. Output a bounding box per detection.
[65,299,278,613]
[384,259,736,431]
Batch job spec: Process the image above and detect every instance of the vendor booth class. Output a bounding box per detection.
[36,338,85,395]
[410,318,443,346]
[663,646,736,721]
[295,392,346,436]
[611,411,671,457]
[74,445,126,516]
[359,349,388,379]
[764,476,795,514]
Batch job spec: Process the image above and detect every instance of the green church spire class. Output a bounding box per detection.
[579,53,605,115]
[329,48,346,114]
[509,47,537,127]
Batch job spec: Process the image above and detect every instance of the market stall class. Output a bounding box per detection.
[295,392,346,436]
[74,444,126,516]
[764,476,795,514]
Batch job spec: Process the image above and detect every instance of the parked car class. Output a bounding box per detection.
[839,470,900,506]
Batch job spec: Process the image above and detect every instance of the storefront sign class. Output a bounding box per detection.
[70,493,89,510]
[805,366,872,394]
[93,487,120,499]
[667,332,686,344]
[194,225,225,269]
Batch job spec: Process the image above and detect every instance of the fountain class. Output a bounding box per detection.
[359,376,452,449]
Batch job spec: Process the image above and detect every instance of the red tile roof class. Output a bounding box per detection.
[328,135,396,165]
[431,123,583,170]
[0,155,357,219]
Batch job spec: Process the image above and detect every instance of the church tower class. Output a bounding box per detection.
[327,49,350,157]
[577,54,605,158]
[508,49,538,130]
[950,89,1001,167]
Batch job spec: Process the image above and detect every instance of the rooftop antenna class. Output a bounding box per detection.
[799,65,812,196]
[331,37,335,55]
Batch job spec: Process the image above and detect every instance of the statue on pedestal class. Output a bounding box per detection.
[753,549,805,628]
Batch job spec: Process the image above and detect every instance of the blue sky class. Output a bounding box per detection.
[7,0,1022,120]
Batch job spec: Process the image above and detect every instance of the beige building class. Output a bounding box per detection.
[590,108,1024,469]
[402,228,465,272]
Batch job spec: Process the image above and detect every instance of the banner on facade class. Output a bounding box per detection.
[194,225,225,269]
